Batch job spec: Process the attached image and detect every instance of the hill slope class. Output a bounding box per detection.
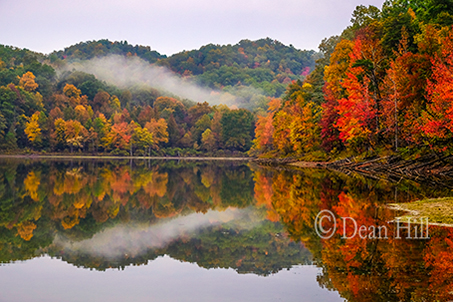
[52,38,317,99]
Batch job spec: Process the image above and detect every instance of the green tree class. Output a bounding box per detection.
[220,109,254,151]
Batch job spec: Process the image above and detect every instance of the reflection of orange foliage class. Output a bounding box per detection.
[63,170,87,194]
[47,166,168,224]
[143,172,168,198]
[136,191,156,209]
[271,172,322,237]
[48,195,63,207]
[331,192,375,267]
[73,192,92,209]
[253,171,273,206]
[60,205,87,229]
[322,192,453,301]
[34,164,251,233]
[52,174,65,196]
[97,192,105,201]
[61,213,80,229]
[262,168,453,301]
[424,227,453,301]
[210,185,222,207]
[16,221,37,241]
[253,170,279,222]
[111,170,132,195]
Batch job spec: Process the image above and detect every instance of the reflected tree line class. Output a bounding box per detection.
[2,159,453,300]
[0,159,310,275]
[253,167,453,301]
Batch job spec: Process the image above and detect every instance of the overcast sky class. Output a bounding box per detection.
[0,0,384,56]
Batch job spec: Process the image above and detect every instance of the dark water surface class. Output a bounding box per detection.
[0,158,452,301]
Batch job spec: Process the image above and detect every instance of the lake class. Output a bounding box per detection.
[0,158,452,301]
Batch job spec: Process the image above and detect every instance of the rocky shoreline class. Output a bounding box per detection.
[253,154,453,186]
[325,154,453,183]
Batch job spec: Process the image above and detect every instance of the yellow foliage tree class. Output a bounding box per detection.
[74,105,90,124]
[63,84,81,98]
[201,128,216,151]
[290,101,321,154]
[24,111,42,144]
[145,118,169,148]
[19,71,39,92]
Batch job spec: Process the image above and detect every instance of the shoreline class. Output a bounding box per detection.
[253,155,453,186]
[0,154,253,161]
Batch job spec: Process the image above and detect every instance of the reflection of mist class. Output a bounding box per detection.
[63,55,236,106]
[53,208,258,259]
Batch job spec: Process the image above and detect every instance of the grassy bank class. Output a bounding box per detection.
[388,197,453,226]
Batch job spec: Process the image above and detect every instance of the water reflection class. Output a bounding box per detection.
[1,158,453,301]
[0,159,309,276]
[254,167,453,301]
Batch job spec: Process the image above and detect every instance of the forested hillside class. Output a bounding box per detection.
[0,160,311,274]
[253,0,453,160]
[2,0,453,158]
[0,36,318,155]
[52,38,316,105]
[158,38,316,98]
[51,39,165,63]
[0,44,254,155]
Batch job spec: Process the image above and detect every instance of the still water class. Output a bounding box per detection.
[0,158,452,301]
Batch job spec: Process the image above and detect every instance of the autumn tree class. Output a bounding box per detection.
[24,111,42,148]
[420,28,453,151]
[381,28,431,150]
[321,39,354,152]
[272,104,293,154]
[201,128,216,151]
[290,99,321,155]
[52,118,67,150]
[93,91,111,114]
[188,102,213,124]
[137,105,154,126]
[65,120,88,152]
[145,118,169,149]
[131,122,153,156]
[18,72,39,92]
[193,114,212,144]
[103,122,131,152]
[252,99,280,154]
[93,113,110,150]
[74,105,90,125]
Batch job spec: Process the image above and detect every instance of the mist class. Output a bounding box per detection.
[63,55,239,106]
[53,208,261,260]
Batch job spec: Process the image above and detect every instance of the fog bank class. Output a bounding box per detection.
[64,55,237,106]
